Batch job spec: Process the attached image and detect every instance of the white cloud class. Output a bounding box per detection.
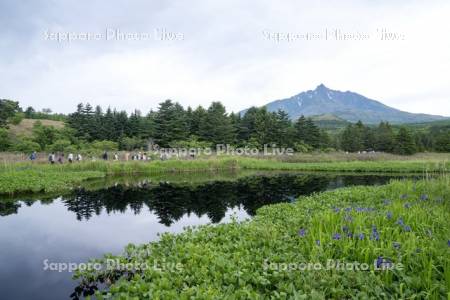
[0,0,449,116]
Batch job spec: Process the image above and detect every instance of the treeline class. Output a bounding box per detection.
[1,99,449,154]
[65,100,449,154]
[340,121,449,154]
[65,100,330,151]
[0,99,65,125]
[23,106,66,121]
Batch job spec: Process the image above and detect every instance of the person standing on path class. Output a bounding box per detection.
[49,152,55,164]
[29,151,37,161]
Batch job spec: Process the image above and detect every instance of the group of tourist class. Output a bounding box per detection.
[125,152,151,161]
[28,151,159,164]
[47,152,83,164]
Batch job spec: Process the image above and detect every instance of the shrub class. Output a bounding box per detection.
[293,141,312,153]
[48,139,73,152]
[119,137,147,151]
[168,136,212,149]
[12,139,41,153]
[90,140,119,152]
[10,112,24,125]
[0,128,11,151]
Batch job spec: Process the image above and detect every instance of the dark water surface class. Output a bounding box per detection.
[0,171,420,299]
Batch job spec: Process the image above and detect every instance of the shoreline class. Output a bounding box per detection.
[0,156,448,195]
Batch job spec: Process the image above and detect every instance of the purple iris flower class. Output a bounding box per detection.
[342,225,349,233]
[386,211,393,219]
[345,207,352,212]
[404,203,411,209]
[347,232,353,238]
[383,199,391,205]
[332,233,341,240]
[376,257,393,268]
[400,194,408,199]
[420,194,428,201]
[396,218,404,226]
[393,242,400,250]
[371,225,380,241]
[315,240,320,246]
[333,207,340,213]
[358,233,365,240]
[403,225,411,232]
[298,228,306,237]
[447,240,450,247]
[376,256,383,268]
[371,232,380,241]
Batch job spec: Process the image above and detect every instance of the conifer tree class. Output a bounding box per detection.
[199,102,235,145]
[394,127,416,155]
[153,100,188,147]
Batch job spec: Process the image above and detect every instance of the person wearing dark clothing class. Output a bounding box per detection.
[49,152,55,164]
[102,151,108,160]
[29,151,37,161]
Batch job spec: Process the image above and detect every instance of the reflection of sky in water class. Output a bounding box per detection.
[0,173,409,299]
[0,199,249,300]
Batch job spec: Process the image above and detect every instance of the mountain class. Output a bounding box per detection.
[243,84,448,124]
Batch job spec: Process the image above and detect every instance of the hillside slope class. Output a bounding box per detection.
[8,119,65,137]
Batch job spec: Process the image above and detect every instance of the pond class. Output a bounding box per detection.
[0,171,423,299]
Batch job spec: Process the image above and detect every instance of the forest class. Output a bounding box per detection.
[0,99,449,155]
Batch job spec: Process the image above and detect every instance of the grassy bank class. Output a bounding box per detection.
[0,159,240,194]
[74,178,450,299]
[238,157,449,173]
[0,169,104,195]
[1,151,448,163]
[272,152,450,163]
[0,156,448,194]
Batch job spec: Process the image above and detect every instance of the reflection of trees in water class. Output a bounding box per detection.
[0,201,21,216]
[62,186,147,221]
[0,199,35,216]
[48,174,394,225]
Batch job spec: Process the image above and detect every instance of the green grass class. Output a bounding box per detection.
[73,178,450,299]
[0,158,239,174]
[0,157,450,194]
[0,159,239,194]
[1,157,448,174]
[0,157,448,194]
[0,169,104,195]
[238,157,449,173]
[271,152,450,163]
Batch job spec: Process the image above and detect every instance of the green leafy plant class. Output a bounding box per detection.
[73,178,450,299]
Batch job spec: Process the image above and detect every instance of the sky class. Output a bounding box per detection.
[1,0,449,116]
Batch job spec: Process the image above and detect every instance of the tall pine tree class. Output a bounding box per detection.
[153,100,188,147]
[198,102,235,145]
[394,127,416,155]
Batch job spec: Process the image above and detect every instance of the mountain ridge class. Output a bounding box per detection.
[241,84,448,124]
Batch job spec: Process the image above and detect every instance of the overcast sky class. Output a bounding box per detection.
[1,0,449,116]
